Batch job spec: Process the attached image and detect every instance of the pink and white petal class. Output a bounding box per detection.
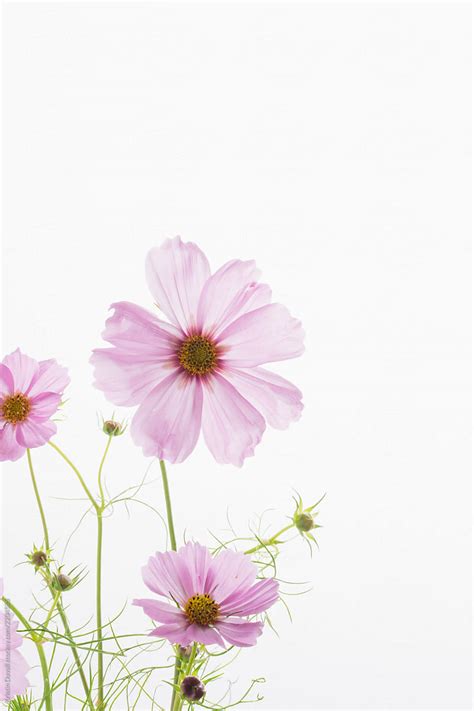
[0,364,14,396]
[0,649,30,701]
[185,624,225,647]
[3,349,39,393]
[207,550,257,604]
[146,237,211,333]
[99,302,182,352]
[215,619,264,648]
[30,392,62,420]
[222,367,303,429]
[201,374,265,467]
[142,550,194,604]
[197,260,271,336]
[28,359,70,398]
[131,371,203,463]
[149,622,191,645]
[179,542,214,595]
[0,425,25,462]
[218,304,305,367]
[15,419,56,449]
[91,349,177,407]
[220,578,279,617]
[133,599,185,625]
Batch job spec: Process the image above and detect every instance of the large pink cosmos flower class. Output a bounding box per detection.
[0,579,30,702]
[91,237,304,466]
[0,349,70,462]
[133,542,279,648]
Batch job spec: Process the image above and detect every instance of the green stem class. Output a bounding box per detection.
[26,448,50,550]
[48,441,99,512]
[97,435,113,509]
[159,460,180,711]
[29,446,94,708]
[160,460,177,551]
[42,590,60,632]
[2,596,53,711]
[244,523,295,555]
[96,511,104,709]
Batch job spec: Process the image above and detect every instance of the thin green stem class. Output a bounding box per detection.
[48,441,99,512]
[2,596,53,711]
[160,460,177,551]
[42,590,60,632]
[26,449,50,550]
[97,435,113,509]
[55,599,95,709]
[244,523,295,555]
[159,459,180,711]
[96,511,105,709]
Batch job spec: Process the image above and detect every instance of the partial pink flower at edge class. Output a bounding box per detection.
[0,578,30,702]
[0,349,70,462]
[91,237,304,466]
[133,542,279,648]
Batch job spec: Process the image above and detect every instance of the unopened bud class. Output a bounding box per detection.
[103,419,123,436]
[294,512,314,532]
[178,645,193,659]
[56,573,72,590]
[30,550,48,568]
[180,676,205,702]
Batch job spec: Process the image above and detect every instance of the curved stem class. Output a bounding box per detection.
[26,449,50,550]
[2,596,53,711]
[97,435,112,509]
[244,523,294,555]
[160,460,177,551]
[96,435,113,709]
[48,441,99,512]
[55,599,95,710]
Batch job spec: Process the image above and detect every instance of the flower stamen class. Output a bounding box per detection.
[184,593,219,626]
[2,393,31,424]
[178,336,217,376]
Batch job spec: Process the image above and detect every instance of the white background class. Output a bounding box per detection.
[2,2,471,709]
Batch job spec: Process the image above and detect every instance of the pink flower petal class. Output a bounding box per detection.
[91,302,181,406]
[131,371,203,463]
[141,550,194,605]
[0,364,14,396]
[218,303,305,367]
[219,578,279,617]
[215,619,264,647]
[15,419,56,449]
[179,542,214,595]
[185,624,225,647]
[146,237,210,333]
[207,549,257,603]
[28,359,70,398]
[197,260,271,337]
[2,349,39,393]
[133,599,185,625]
[201,373,265,466]
[149,622,191,645]
[0,425,25,462]
[222,367,303,429]
[30,392,62,420]
[0,649,30,701]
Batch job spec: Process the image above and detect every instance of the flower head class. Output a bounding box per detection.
[0,580,30,702]
[91,237,304,466]
[133,542,279,648]
[0,349,69,462]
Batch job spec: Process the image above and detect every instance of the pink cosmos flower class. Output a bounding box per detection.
[0,349,70,462]
[133,542,279,648]
[0,579,30,702]
[91,237,304,466]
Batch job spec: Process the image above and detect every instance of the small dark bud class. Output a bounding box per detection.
[178,644,193,659]
[294,512,314,532]
[56,573,72,590]
[180,676,205,702]
[30,550,48,568]
[102,419,123,436]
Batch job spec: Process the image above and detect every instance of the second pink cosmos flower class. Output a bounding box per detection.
[91,237,304,466]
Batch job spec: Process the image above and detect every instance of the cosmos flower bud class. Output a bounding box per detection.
[178,645,193,659]
[29,550,48,568]
[102,419,123,436]
[55,573,72,590]
[294,512,315,532]
[180,676,205,702]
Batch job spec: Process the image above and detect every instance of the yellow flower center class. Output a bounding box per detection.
[178,336,217,376]
[2,393,31,424]
[184,593,220,626]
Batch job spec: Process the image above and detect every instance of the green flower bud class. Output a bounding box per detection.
[294,512,315,532]
[55,573,72,590]
[30,550,48,568]
[102,419,123,436]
